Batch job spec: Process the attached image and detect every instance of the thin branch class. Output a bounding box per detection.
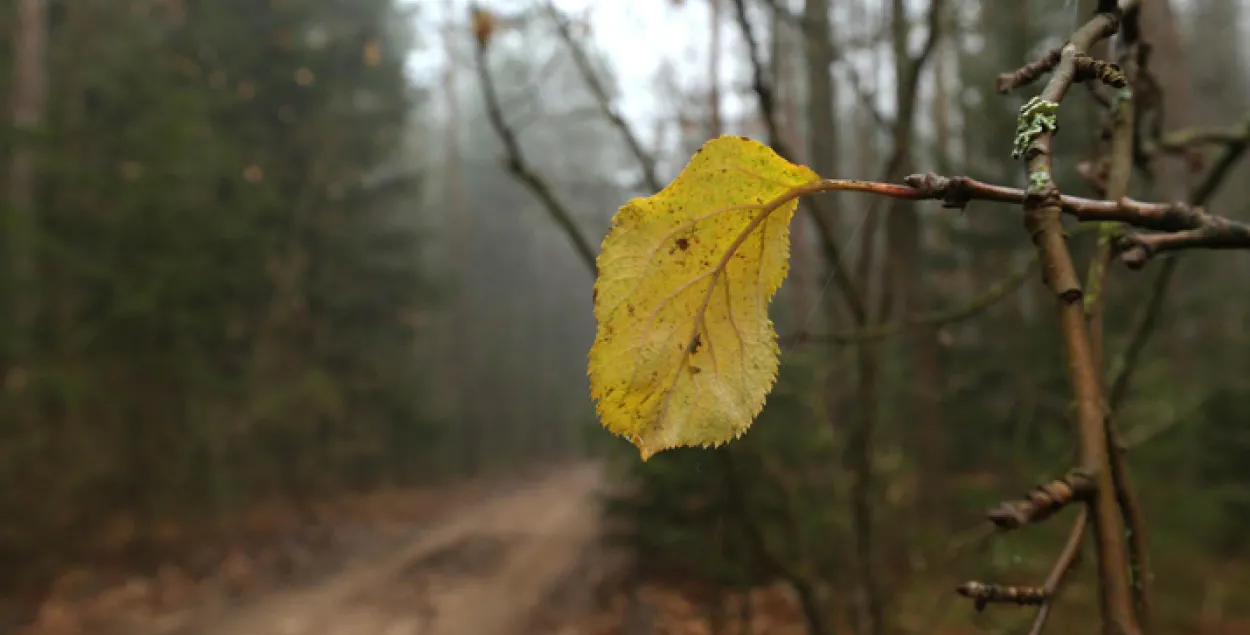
[955,581,1046,611]
[1107,257,1173,414]
[1083,13,1156,630]
[986,472,1094,531]
[759,0,894,131]
[1189,122,1250,209]
[1085,10,1141,368]
[1158,115,1250,153]
[730,0,867,324]
[880,0,946,183]
[1100,113,1250,635]
[1115,215,1250,268]
[1026,509,1090,635]
[900,173,1250,264]
[997,47,1062,93]
[471,21,598,275]
[542,2,662,193]
[1107,128,1250,413]
[782,251,1036,345]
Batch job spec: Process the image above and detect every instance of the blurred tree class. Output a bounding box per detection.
[0,0,438,586]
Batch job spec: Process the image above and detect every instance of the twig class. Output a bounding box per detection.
[730,0,867,323]
[997,48,1063,94]
[1084,9,1141,369]
[759,0,894,132]
[955,581,1046,611]
[1101,111,1250,635]
[542,2,662,193]
[1107,257,1174,413]
[1026,509,1090,635]
[986,472,1094,531]
[1158,115,1250,152]
[900,173,1250,264]
[471,17,598,275]
[1107,126,1250,413]
[782,251,1036,345]
[879,0,946,183]
[1115,215,1250,268]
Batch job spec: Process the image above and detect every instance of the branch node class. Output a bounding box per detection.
[1115,234,1153,270]
[903,173,971,209]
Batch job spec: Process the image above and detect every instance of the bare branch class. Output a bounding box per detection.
[542,2,662,193]
[997,47,1062,93]
[758,0,894,131]
[1026,509,1089,635]
[1158,115,1250,153]
[986,472,1094,531]
[782,251,1036,346]
[901,173,1250,264]
[955,581,1047,611]
[730,0,867,324]
[470,14,597,275]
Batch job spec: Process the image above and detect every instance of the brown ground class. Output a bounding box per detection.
[12,462,823,635]
[159,463,604,635]
[14,463,608,635]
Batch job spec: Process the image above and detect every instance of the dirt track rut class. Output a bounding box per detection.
[156,463,604,635]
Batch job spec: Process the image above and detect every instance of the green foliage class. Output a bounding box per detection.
[0,0,439,585]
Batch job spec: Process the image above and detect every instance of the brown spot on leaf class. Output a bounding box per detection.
[675,237,690,251]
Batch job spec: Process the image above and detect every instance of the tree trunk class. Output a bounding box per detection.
[6,0,49,370]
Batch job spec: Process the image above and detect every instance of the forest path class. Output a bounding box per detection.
[151,463,605,635]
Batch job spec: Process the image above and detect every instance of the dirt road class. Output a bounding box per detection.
[149,463,606,635]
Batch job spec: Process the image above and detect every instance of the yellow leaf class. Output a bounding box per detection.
[588,135,819,460]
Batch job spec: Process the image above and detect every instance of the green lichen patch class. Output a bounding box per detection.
[1012,96,1060,160]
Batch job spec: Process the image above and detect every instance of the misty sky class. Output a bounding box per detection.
[403,0,751,128]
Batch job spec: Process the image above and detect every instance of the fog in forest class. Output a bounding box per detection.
[1,1,1249,634]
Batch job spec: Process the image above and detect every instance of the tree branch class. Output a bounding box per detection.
[899,173,1250,263]
[470,18,598,275]
[782,250,1036,345]
[1158,115,1250,153]
[1108,122,1250,413]
[542,2,662,193]
[997,47,1063,93]
[986,472,1094,531]
[1026,509,1090,635]
[730,0,867,324]
[758,0,894,132]
[1101,113,1250,635]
